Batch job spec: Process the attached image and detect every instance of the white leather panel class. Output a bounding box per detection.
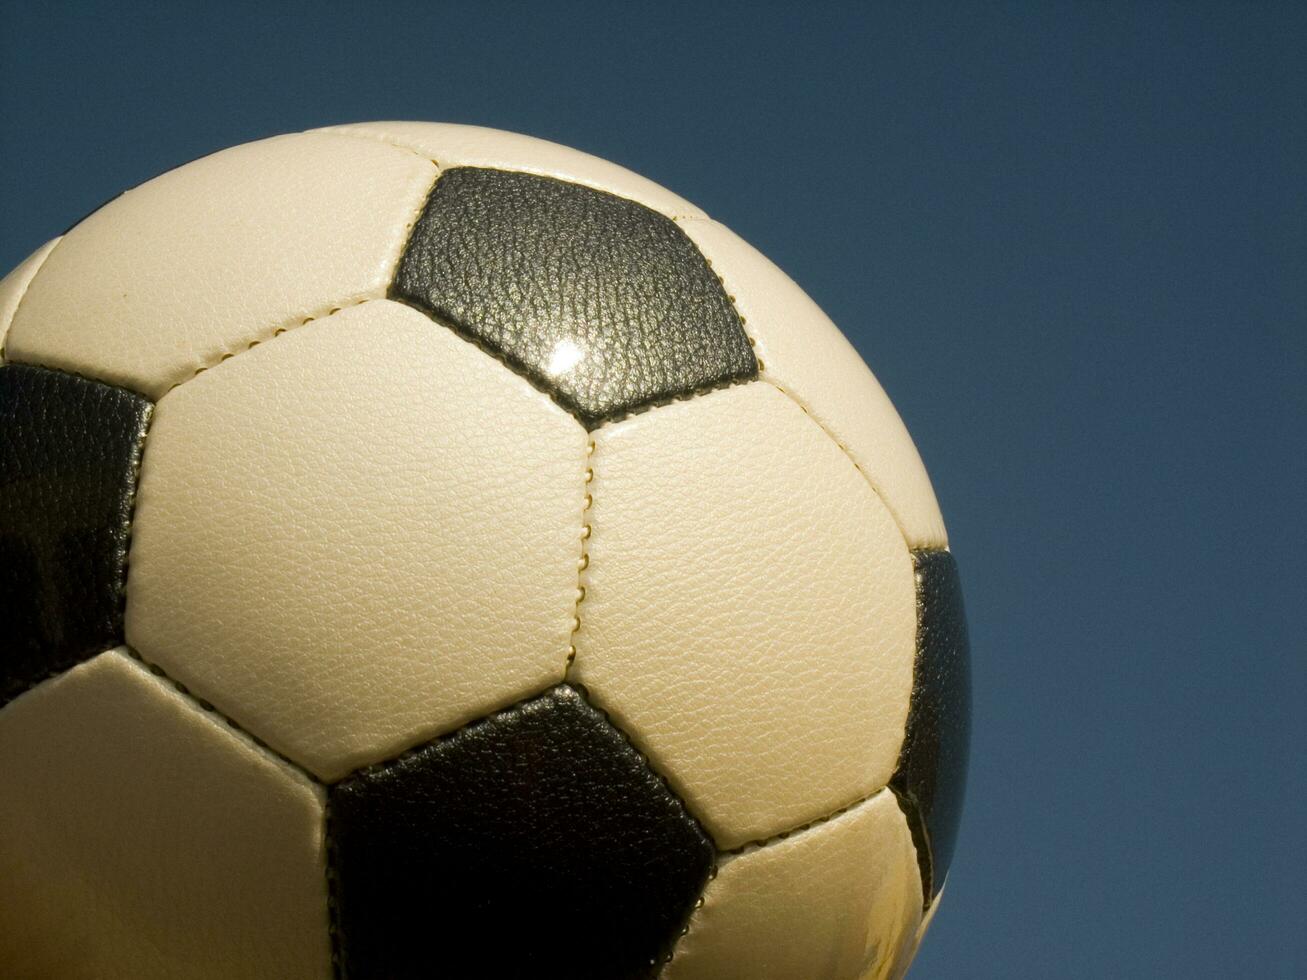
[662,790,922,980]
[318,121,705,219]
[678,218,947,548]
[573,383,916,848]
[0,649,330,979]
[126,300,587,780]
[0,238,59,362]
[5,134,436,398]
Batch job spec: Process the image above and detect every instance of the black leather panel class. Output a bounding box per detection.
[891,549,971,903]
[328,684,714,980]
[0,364,152,707]
[392,167,757,427]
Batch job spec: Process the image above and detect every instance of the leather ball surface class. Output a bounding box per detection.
[0,122,969,980]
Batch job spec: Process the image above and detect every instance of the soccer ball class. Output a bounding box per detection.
[0,123,969,979]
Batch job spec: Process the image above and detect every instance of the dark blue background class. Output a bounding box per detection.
[2,2,1303,976]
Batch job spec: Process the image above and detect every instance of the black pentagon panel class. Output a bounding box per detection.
[891,549,971,903]
[327,684,715,980]
[0,364,152,707]
[392,167,758,427]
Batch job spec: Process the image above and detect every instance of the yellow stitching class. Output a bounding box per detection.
[680,218,914,543]
[163,296,381,395]
[566,439,596,674]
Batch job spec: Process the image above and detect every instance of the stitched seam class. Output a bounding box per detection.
[332,685,568,785]
[309,125,442,170]
[386,165,441,276]
[565,438,595,677]
[889,782,935,909]
[0,237,63,362]
[659,865,718,973]
[161,295,381,396]
[659,859,720,972]
[116,395,155,654]
[331,682,709,803]
[328,681,718,972]
[0,359,153,400]
[663,789,901,968]
[320,126,704,221]
[567,681,718,849]
[675,217,919,546]
[723,783,895,857]
[114,298,339,789]
[573,239,761,431]
[568,680,719,969]
[768,379,917,547]
[392,292,756,431]
[116,646,323,786]
[587,371,756,430]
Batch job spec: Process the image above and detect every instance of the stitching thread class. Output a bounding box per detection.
[566,680,720,970]
[722,783,893,857]
[118,646,323,786]
[333,685,566,786]
[310,125,442,170]
[565,438,595,675]
[766,379,915,546]
[391,292,755,432]
[115,396,155,653]
[686,222,917,546]
[318,125,704,222]
[163,295,381,396]
[660,785,899,971]
[889,783,936,910]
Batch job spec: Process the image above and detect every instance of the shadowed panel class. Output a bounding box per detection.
[328,685,714,980]
[891,549,971,901]
[0,364,151,706]
[0,650,329,979]
[663,790,922,980]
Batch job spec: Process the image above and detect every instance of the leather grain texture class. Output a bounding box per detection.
[677,218,947,548]
[572,383,916,848]
[126,300,587,781]
[393,167,757,426]
[662,790,922,980]
[0,649,330,979]
[317,121,706,219]
[5,133,436,398]
[0,364,151,707]
[328,684,714,980]
[891,550,971,901]
[0,238,60,361]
